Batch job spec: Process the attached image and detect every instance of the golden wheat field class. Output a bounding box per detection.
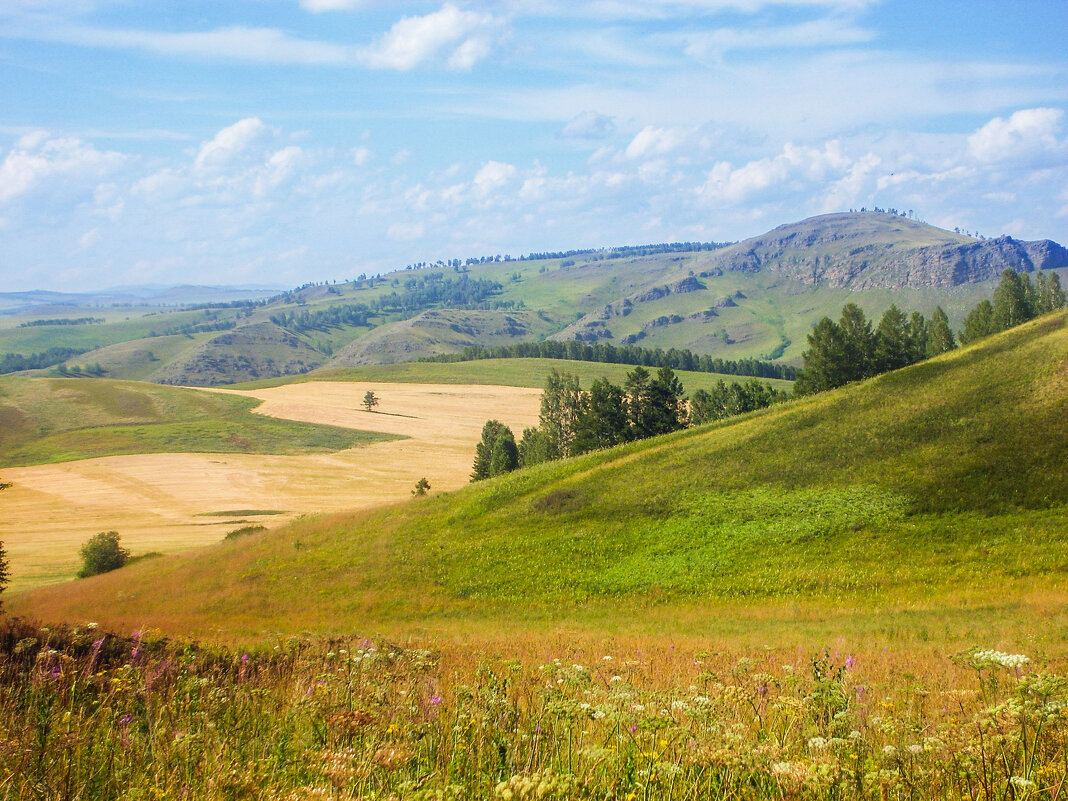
[1,381,540,591]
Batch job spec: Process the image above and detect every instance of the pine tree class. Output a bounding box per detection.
[489,428,519,476]
[873,305,912,373]
[572,377,627,454]
[645,366,687,436]
[518,427,551,467]
[624,366,654,439]
[794,317,850,394]
[838,303,875,381]
[907,311,929,364]
[959,300,996,345]
[992,268,1033,331]
[471,419,509,481]
[926,306,956,356]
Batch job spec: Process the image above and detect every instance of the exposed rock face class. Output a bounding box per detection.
[707,212,1068,289]
[154,322,324,386]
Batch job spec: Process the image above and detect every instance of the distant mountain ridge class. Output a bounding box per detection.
[3,212,1066,382]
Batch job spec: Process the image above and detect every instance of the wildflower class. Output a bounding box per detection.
[609,675,623,683]
[882,745,897,757]
[87,622,99,630]
[808,737,828,750]
[430,694,443,706]
[602,655,613,662]
[1009,776,1036,790]
[907,744,923,756]
[845,655,855,669]
[973,650,1030,670]
[119,715,133,726]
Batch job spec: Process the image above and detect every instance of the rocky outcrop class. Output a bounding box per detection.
[707,212,1068,289]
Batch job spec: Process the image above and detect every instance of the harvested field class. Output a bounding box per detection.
[2,382,540,590]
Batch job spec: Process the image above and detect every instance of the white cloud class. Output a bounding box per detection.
[699,141,854,204]
[359,3,500,71]
[625,126,690,159]
[194,118,268,175]
[473,160,516,195]
[968,107,1065,164]
[353,146,372,166]
[0,134,125,203]
[299,0,365,11]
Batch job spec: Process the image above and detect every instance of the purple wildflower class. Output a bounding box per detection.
[845,655,855,669]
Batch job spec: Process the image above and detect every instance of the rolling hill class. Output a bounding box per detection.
[2,211,1065,384]
[14,310,1068,642]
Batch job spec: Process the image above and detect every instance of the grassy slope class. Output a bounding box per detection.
[0,376,401,467]
[15,312,1068,645]
[6,215,1052,386]
[233,357,794,393]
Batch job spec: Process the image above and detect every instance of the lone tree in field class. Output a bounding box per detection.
[362,390,379,412]
[78,530,129,578]
[412,477,430,496]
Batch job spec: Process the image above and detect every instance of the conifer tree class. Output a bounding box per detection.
[873,305,912,373]
[992,268,1032,331]
[471,419,509,481]
[838,303,875,382]
[926,306,956,356]
[959,300,996,345]
[489,428,519,476]
[794,317,849,395]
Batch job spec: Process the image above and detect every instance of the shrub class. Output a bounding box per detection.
[78,531,129,578]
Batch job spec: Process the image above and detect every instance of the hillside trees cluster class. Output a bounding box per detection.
[472,367,785,480]
[959,269,1065,344]
[796,269,1066,394]
[425,340,795,380]
[0,347,89,375]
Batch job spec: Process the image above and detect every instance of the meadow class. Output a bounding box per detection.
[2,619,1064,800]
[0,379,540,590]
[4,314,1068,799]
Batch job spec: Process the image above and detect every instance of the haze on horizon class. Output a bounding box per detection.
[1,0,1066,293]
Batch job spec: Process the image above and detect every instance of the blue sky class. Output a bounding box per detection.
[1,0,1066,292]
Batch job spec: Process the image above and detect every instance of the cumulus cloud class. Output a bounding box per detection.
[625,126,691,159]
[194,118,268,175]
[0,132,126,203]
[968,107,1065,164]
[359,3,500,71]
[699,141,852,204]
[473,160,517,195]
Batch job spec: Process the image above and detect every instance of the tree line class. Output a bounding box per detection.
[424,340,796,380]
[472,367,787,480]
[796,268,1065,394]
[18,317,104,327]
[0,346,89,375]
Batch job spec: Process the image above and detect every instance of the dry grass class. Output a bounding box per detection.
[2,381,539,591]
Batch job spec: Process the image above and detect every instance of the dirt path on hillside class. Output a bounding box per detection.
[2,382,540,590]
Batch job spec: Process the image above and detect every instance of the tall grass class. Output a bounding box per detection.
[2,619,1065,800]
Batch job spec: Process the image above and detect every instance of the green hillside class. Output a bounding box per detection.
[3,213,1064,386]
[0,376,400,467]
[16,311,1068,643]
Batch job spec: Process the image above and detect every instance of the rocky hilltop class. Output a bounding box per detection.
[711,212,1068,288]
